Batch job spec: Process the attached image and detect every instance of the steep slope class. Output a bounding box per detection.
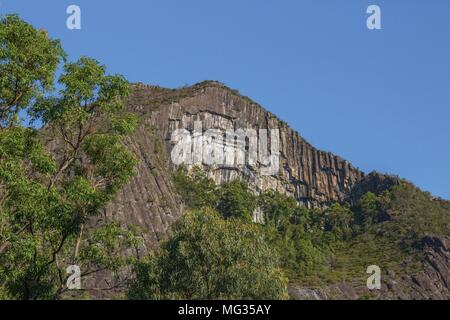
[91,81,449,299]
[286,172,450,300]
[289,233,450,300]
[105,81,364,247]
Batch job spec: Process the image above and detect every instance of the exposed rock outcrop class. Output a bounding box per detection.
[107,81,365,246]
[348,172,401,205]
[84,81,448,300]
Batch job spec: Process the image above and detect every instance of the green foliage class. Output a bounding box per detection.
[173,166,218,209]
[128,209,288,300]
[264,222,325,277]
[173,171,331,280]
[79,222,142,273]
[323,203,353,240]
[258,191,328,278]
[355,192,381,228]
[375,183,450,246]
[82,134,137,194]
[0,15,66,127]
[258,190,297,226]
[3,15,447,300]
[300,183,450,285]
[172,163,450,293]
[174,168,257,222]
[32,56,130,124]
[217,180,256,222]
[0,15,140,300]
[110,113,138,135]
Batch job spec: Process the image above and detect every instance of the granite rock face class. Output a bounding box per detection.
[80,81,449,299]
[107,81,365,246]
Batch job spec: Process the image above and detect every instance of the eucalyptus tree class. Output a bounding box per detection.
[0,15,140,300]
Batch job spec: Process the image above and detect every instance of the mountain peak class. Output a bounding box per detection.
[110,82,367,248]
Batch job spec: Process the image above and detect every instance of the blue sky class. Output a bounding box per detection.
[1,0,449,199]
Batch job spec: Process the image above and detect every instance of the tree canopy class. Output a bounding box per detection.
[128,209,288,300]
[0,15,65,127]
[0,15,140,300]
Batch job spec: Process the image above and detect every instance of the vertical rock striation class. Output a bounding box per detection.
[106,81,365,246]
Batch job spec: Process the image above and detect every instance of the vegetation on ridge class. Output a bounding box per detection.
[168,167,450,291]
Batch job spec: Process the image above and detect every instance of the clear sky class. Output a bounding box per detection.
[1,0,449,199]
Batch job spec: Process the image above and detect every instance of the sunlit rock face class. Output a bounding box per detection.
[54,81,449,299]
[102,81,364,248]
[164,83,364,208]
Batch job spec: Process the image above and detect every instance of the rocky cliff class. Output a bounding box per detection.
[103,81,364,246]
[84,81,449,300]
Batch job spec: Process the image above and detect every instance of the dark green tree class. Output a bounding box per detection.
[0,15,65,127]
[173,166,218,209]
[356,192,381,228]
[323,203,353,240]
[217,180,256,222]
[128,209,288,300]
[258,190,298,227]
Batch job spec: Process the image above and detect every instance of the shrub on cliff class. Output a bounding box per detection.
[217,180,256,222]
[173,166,218,209]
